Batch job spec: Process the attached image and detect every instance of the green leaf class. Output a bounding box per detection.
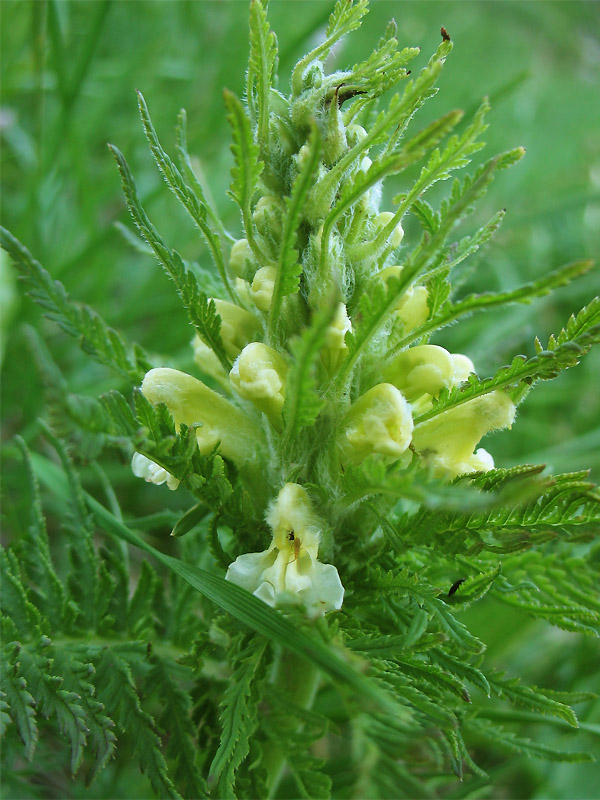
[108,144,232,371]
[358,98,491,259]
[171,502,209,538]
[467,718,594,763]
[268,125,321,340]
[32,452,407,719]
[136,91,234,300]
[365,569,485,654]
[209,636,266,798]
[282,303,335,442]
[146,656,208,799]
[95,649,181,799]
[0,645,38,760]
[15,438,66,626]
[0,228,148,382]
[174,108,232,245]
[223,89,264,239]
[291,0,368,96]
[392,259,594,354]
[247,0,278,149]
[414,299,600,426]
[489,674,579,728]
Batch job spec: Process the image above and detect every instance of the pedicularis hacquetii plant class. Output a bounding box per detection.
[2,2,600,798]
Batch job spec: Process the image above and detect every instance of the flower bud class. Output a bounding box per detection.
[376,211,404,248]
[379,267,429,330]
[383,345,456,401]
[192,335,229,390]
[451,353,475,384]
[211,299,262,359]
[249,265,277,311]
[141,367,261,465]
[412,391,516,478]
[226,483,344,617]
[346,124,368,148]
[131,452,180,491]
[229,342,288,424]
[253,196,286,241]
[339,383,414,463]
[229,238,257,279]
[398,286,430,331]
[301,61,324,91]
[322,302,351,372]
[234,278,252,307]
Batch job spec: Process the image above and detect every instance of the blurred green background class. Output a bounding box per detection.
[1,2,599,798]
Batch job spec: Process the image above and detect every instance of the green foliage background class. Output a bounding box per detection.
[1,2,599,798]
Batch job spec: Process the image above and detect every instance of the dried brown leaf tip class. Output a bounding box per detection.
[441,26,451,42]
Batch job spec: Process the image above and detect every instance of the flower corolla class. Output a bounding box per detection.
[131,452,180,490]
[412,391,516,478]
[249,265,277,311]
[322,302,351,372]
[339,383,414,464]
[225,483,344,617]
[229,342,288,424]
[141,367,261,465]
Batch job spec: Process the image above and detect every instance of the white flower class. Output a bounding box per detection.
[226,483,344,617]
[131,452,180,490]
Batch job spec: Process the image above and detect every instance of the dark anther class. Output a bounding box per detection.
[334,83,368,108]
[441,26,451,42]
[448,578,466,596]
[287,530,295,541]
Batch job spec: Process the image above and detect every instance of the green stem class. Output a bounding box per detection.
[263,647,322,798]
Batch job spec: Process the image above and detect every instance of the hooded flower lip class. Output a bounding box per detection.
[229,342,288,424]
[209,299,261,359]
[322,302,351,372]
[249,266,277,311]
[141,367,262,466]
[412,390,516,478]
[382,345,475,418]
[383,344,456,401]
[229,238,257,279]
[339,383,414,464]
[225,483,344,617]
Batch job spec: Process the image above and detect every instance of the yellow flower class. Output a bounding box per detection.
[249,265,277,311]
[383,344,457,401]
[321,302,351,372]
[229,342,288,425]
[412,391,516,478]
[141,367,261,466]
[378,266,430,332]
[229,238,257,279]
[339,383,414,463]
[208,299,262,359]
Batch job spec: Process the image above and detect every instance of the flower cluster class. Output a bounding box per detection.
[130,22,519,616]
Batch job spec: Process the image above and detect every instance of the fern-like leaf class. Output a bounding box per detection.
[108,144,233,370]
[0,228,149,382]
